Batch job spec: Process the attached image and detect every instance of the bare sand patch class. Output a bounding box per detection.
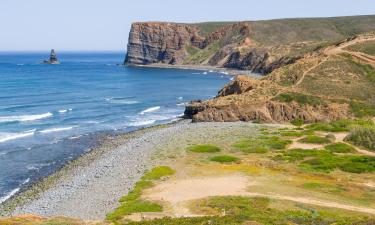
[145,175,252,205]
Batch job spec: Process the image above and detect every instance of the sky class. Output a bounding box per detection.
[1,0,374,51]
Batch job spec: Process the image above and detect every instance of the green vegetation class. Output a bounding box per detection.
[233,136,292,153]
[185,45,199,55]
[107,166,175,221]
[274,149,375,173]
[142,166,175,180]
[299,135,332,144]
[346,40,375,56]
[185,41,221,64]
[192,22,233,35]
[279,130,304,137]
[209,155,240,163]
[324,142,355,153]
[291,118,304,127]
[302,182,346,194]
[272,92,324,106]
[306,119,374,132]
[127,196,374,225]
[350,101,375,117]
[345,125,375,151]
[188,144,221,153]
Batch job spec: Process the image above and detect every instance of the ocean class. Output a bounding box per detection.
[0,52,231,203]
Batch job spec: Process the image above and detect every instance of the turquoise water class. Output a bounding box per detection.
[0,52,231,203]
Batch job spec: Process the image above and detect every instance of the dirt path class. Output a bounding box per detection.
[144,175,375,216]
[295,57,328,86]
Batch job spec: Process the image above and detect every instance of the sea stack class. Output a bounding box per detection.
[43,49,60,64]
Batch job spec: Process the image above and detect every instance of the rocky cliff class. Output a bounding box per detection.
[125,15,375,74]
[185,33,375,123]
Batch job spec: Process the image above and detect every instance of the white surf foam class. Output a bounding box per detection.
[202,72,208,75]
[58,108,72,113]
[176,102,187,106]
[0,130,36,143]
[128,119,156,127]
[105,98,139,105]
[0,178,31,203]
[0,188,20,203]
[38,127,74,134]
[139,106,161,115]
[0,112,53,123]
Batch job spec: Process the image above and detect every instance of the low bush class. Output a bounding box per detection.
[324,142,355,153]
[350,101,375,117]
[280,130,304,137]
[299,135,331,144]
[274,149,375,173]
[306,119,374,132]
[142,166,175,180]
[291,118,304,127]
[188,144,221,153]
[345,125,375,151]
[233,136,292,153]
[209,155,240,163]
[272,92,324,106]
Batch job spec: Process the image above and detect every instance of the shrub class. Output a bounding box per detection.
[272,92,324,106]
[209,155,240,163]
[233,136,292,153]
[350,101,375,117]
[188,144,221,153]
[324,142,355,153]
[299,135,332,144]
[142,166,176,180]
[306,119,374,132]
[345,125,375,151]
[291,118,304,127]
[280,130,304,137]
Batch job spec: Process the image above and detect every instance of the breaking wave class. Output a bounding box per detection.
[0,112,53,123]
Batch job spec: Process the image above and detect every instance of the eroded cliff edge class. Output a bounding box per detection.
[125,15,375,74]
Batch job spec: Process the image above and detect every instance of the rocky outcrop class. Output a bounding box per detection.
[184,73,353,123]
[124,22,201,65]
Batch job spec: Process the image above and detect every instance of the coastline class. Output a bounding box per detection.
[124,63,263,78]
[0,120,187,219]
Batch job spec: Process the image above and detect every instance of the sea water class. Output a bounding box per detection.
[0,52,231,203]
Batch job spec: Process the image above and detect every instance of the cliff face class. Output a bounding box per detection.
[125,23,201,65]
[125,15,375,73]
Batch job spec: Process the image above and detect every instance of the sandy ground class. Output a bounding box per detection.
[145,175,375,216]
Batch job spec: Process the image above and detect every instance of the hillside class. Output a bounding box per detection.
[124,15,375,73]
[185,32,375,123]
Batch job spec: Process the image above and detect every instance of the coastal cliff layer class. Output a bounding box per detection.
[125,15,375,74]
[185,32,375,123]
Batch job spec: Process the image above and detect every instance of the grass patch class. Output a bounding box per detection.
[306,119,374,132]
[233,136,292,153]
[302,182,346,194]
[142,166,175,180]
[188,144,221,153]
[291,118,305,127]
[274,149,375,173]
[209,155,240,163]
[123,196,374,225]
[350,101,375,117]
[272,92,324,106]
[299,135,332,144]
[324,142,355,153]
[345,125,375,151]
[280,130,304,137]
[107,166,175,222]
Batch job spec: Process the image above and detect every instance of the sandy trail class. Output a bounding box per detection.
[145,175,375,216]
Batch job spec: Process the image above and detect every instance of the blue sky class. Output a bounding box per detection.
[1,0,374,51]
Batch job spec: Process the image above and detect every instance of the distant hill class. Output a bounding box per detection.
[125,15,375,74]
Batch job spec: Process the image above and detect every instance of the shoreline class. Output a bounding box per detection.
[0,119,187,219]
[124,63,263,78]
